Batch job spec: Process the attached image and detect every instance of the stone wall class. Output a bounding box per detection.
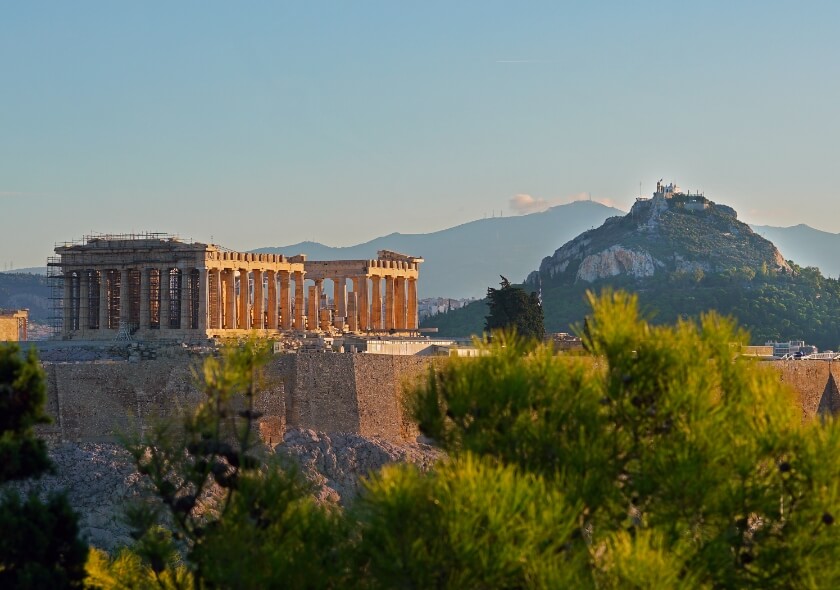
[268,353,435,441]
[35,353,840,447]
[772,360,840,420]
[38,352,435,445]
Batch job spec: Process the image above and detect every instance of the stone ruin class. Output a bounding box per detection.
[49,233,423,341]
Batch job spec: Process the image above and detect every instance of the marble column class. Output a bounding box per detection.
[266,270,277,330]
[99,271,109,330]
[347,292,358,332]
[180,267,191,329]
[351,277,362,330]
[78,271,89,334]
[119,268,131,330]
[384,276,394,331]
[161,268,171,330]
[407,277,418,330]
[139,268,150,331]
[395,277,406,330]
[238,268,250,329]
[198,268,209,332]
[294,271,305,329]
[224,269,236,329]
[370,276,382,330]
[253,269,264,329]
[314,279,324,313]
[335,277,347,319]
[307,285,318,330]
[279,271,291,330]
[358,276,369,331]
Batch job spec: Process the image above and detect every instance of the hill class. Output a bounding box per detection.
[750,224,840,279]
[253,201,624,299]
[423,191,840,350]
[0,272,52,323]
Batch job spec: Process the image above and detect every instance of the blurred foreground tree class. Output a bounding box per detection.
[87,340,349,589]
[407,290,840,588]
[0,344,87,589]
[94,292,840,588]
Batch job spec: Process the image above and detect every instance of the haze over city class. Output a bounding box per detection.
[2,1,838,269]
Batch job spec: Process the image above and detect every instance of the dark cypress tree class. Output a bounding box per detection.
[485,276,545,341]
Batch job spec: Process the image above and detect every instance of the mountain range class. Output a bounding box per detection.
[255,204,840,298]
[254,201,624,299]
[750,224,840,279]
[423,193,840,349]
[4,204,840,308]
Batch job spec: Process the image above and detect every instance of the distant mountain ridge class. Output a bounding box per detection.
[254,201,625,298]
[423,193,840,350]
[750,224,840,279]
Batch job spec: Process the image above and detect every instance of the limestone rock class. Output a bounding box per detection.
[1,433,443,553]
[529,188,793,287]
[576,246,660,283]
[275,428,443,505]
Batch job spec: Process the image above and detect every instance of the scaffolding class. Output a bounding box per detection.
[46,256,64,339]
[46,233,213,340]
[54,232,184,249]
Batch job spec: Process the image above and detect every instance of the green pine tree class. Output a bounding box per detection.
[0,344,88,589]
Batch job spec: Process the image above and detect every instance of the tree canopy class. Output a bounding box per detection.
[484,275,545,341]
[0,344,87,589]
[89,291,840,588]
[410,291,840,587]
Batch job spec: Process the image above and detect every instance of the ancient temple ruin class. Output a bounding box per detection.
[49,233,422,340]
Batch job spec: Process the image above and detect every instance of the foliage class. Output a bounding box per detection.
[0,343,88,589]
[409,291,840,588]
[420,297,488,337]
[484,276,544,341]
[84,548,191,590]
[101,339,351,589]
[95,292,840,587]
[427,264,840,349]
[353,454,585,589]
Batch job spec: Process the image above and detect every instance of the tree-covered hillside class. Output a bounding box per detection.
[422,264,840,350]
[0,273,51,322]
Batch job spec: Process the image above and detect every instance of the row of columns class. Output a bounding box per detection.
[63,268,419,336]
[206,268,305,331]
[64,267,199,333]
[308,275,419,332]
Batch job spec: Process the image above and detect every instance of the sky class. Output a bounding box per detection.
[1,1,838,269]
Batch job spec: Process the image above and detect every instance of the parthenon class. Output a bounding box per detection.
[49,234,423,340]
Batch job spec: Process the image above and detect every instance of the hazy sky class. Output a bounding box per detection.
[2,1,838,268]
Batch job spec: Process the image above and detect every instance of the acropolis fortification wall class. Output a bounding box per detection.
[35,355,839,445]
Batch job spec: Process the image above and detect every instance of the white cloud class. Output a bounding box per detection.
[509,194,551,214]
[509,192,617,215]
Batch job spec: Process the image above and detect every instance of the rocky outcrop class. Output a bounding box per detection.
[2,432,443,553]
[530,190,793,286]
[576,246,660,282]
[2,444,149,552]
[276,428,442,504]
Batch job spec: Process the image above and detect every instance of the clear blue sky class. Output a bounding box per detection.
[2,1,838,268]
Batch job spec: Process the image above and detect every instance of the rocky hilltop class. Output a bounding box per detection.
[529,187,790,286]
